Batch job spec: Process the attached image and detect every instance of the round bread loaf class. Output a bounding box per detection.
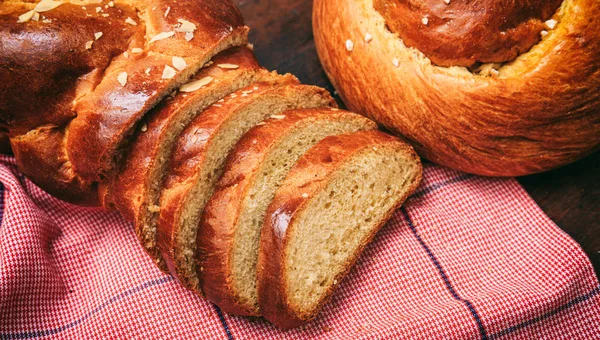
[313,0,600,176]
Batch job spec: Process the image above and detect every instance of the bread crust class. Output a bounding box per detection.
[66,0,250,181]
[313,0,600,176]
[257,130,422,329]
[0,1,140,135]
[373,0,563,67]
[157,82,335,292]
[197,108,375,316]
[11,126,98,206]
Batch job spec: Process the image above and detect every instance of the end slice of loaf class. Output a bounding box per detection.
[157,83,336,292]
[98,47,277,271]
[257,130,422,329]
[197,108,376,316]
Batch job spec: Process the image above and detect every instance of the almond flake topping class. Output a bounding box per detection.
[35,0,63,13]
[392,58,399,68]
[422,17,429,25]
[172,56,187,71]
[217,63,239,69]
[302,193,309,198]
[149,31,175,43]
[101,13,109,17]
[117,72,127,86]
[145,67,152,75]
[94,32,103,40]
[175,19,196,41]
[42,18,52,23]
[140,124,147,132]
[545,19,557,30]
[345,39,354,51]
[161,65,177,79]
[444,0,450,4]
[176,19,197,33]
[85,40,94,49]
[125,17,137,26]
[365,33,373,43]
[540,30,548,37]
[108,1,114,7]
[96,6,101,12]
[131,48,143,54]
[32,12,40,21]
[164,6,171,17]
[18,10,36,23]
[270,114,286,120]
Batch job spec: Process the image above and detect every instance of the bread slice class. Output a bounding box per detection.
[157,84,336,292]
[197,108,377,316]
[98,47,283,271]
[257,130,422,329]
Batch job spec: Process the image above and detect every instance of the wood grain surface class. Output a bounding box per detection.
[234,0,600,274]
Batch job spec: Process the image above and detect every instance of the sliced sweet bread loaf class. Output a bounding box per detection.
[99,47,284,271]
[157,83,336,291]
[197,108,377,316]
[257,130,422,329]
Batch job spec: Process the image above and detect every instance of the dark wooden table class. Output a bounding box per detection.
[234,0,600,275]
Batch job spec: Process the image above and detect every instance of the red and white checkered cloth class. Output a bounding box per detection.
[0,155,598,339]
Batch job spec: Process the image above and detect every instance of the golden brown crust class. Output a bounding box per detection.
[257,130,422,329]
[10,126,98,206]
[313,0,600,176]
[374,0,562,67]
[156,82,335,292]
[0,1,146,205]
[66,0,250,181]
[197,108,375,316]
[0,1,141,135]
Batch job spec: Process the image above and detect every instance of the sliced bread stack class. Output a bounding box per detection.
[197,108,377,316]
[100,46,283,271]
[119,48,422,327]
[156,81,336,291]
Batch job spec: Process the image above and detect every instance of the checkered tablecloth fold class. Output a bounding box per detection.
[0,156,598,339]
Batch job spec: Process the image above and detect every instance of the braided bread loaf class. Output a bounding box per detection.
[0,0,422,328]
[313,0,600,176]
